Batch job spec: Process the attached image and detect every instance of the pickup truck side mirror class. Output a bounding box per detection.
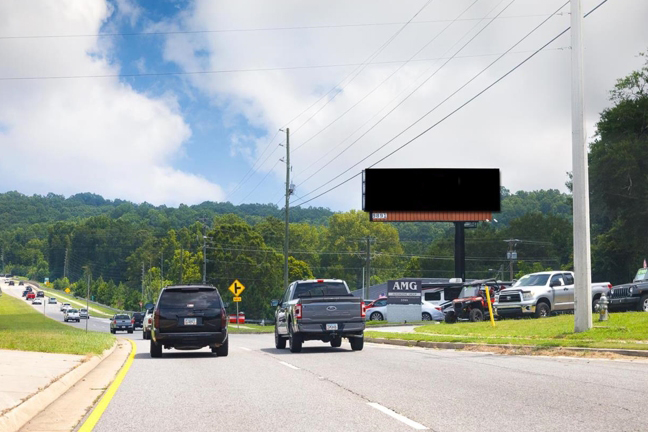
[271,299,279,307]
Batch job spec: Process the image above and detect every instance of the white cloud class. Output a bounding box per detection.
[0,0,225,206]
[160,0,648,210]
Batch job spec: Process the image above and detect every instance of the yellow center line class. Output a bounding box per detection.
[78,339,136,431]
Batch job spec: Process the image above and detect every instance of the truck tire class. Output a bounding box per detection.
[535,302,550,318]
[592,296,600,313]
[150,339,162,358]
[128,329,133,334]
[469,308,484,322]
[638,294,648,312]
[330,336,342,348]
[445,312,457,324]
[214,338,229,357]
[289,324,302,353]
[350,336,364,351]
[370,311,384,321]
[110,329,115,334]
[274,325,286,349]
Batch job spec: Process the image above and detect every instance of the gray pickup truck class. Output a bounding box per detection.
[110,314,134,334]
[272,279,365,353]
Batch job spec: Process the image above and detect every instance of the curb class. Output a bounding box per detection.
[365,337,648,358]
[0,341,119,432]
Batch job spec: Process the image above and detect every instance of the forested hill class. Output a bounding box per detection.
[0,191,334,229]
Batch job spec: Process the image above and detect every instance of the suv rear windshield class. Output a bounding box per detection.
[158,288,222,309]
[68,309,78,313]
[293,282,349,299]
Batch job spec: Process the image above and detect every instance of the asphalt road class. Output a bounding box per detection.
[4,280,648,431]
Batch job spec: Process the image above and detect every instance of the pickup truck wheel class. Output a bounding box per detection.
[535,302,550,318]
[289,324,302,353]
[214,338,229,357]
[350,336,364,351]
[110,329,115,334]
[127,330,133,334]
[592,297,600,313]
[330,336,342,348]
[422,312,432,321]
[150,339,162,358]
[369,312,383,321]
[638,295,648,312]
[274,326,287,349]
[469,308,484,322]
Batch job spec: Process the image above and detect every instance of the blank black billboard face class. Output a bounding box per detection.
[362,168,500,212]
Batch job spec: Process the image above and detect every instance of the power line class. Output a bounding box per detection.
[291,0,487,154]
[236,159,282,205]
[0,14,563,40]
[293,0,518,189]
[292,0,598,207]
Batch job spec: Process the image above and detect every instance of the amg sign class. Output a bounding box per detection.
[387,279,422,305]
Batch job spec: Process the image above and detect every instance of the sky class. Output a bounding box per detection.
[0,0,646,209]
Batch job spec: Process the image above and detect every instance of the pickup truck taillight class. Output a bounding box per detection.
[608,283,613,290]
[221,308,227,328]
[113,320,117,325]
[361,302,366,318]
[154,309,160,328]
[131,318,135,325]
[295,303,302,320]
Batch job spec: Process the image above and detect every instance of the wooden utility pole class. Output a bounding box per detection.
[283,128,290,292]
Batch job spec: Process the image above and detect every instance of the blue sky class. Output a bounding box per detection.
[1,0,647,209]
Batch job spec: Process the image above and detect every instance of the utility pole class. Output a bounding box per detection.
[160,251,164,288]
[283,127,290,292]
[365,237,372,300]
[1,247,4,275]
[141,262,145,305]
[202,225,207,285]
[85,267,90,333]
[180,246,184,284]
[454,223,466,282]
[504,239,519,280]
[63,247,69,280]
[571,0,592,332]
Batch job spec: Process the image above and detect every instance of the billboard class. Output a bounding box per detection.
[362,168,500,212]
[387,279,422,305]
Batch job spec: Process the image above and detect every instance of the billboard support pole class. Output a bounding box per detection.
[454,222,465,282]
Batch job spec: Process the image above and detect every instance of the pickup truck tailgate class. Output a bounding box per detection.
[300,297,363,322]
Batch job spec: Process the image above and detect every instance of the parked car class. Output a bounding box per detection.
[32,298,43,305]
[132,312,144,328]
[110,314,134,334]
[142,309,154,340]
[272,279,365,353]
[36,291,44,298]
[79,308,89,319]
[64,308,80,322]
[150,285,228,358]
[494,271,611,318]
[444,281,496,323]
[608,267,648,312]
[365,298,388,321]
[48,297,57,304]
[421,301,444,321]
[229,312,246,324]
[60,303,71,312]
[26,291,36,300]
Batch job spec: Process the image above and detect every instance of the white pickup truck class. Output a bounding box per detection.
[494,271,611,318]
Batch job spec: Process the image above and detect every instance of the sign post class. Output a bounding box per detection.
[229,280,246,329]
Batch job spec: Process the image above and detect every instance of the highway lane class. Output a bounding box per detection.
[1,281,142,338]
[94,333,648,432]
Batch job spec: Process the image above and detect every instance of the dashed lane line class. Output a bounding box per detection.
[367,402,428,430]
[278,361,300,370]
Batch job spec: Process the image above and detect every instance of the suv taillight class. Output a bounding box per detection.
[154,309,160,328]
[361,301,366,318]
[113,320,117,324]
[131,318,135,324]
[221,308,227,328]
[608,283,613,290]
[295,303,302,320]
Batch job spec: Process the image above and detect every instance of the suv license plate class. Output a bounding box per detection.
[184,318,197,326]
[326,323,338,331]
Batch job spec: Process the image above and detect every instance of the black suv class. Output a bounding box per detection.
[150,285,228,358]
[132,312,145,328]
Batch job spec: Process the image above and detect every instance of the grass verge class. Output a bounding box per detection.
[37,286,117,318]
[228,324,274,334]
[366,313,648,351]
[0,294,115,355]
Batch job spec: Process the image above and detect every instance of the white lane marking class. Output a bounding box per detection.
[239,347,252,351]
[367,402,428,430]
[279,361,300,370]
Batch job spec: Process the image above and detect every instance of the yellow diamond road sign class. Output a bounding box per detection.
[228,280,245,296]
[65,288,71,294]
[233,297,242,302]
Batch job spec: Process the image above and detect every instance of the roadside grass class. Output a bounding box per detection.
[0,294,115,355]
[228,324,274,334]
[37,287,117,318]
[365,320,427,327]
[365,312,648,350]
